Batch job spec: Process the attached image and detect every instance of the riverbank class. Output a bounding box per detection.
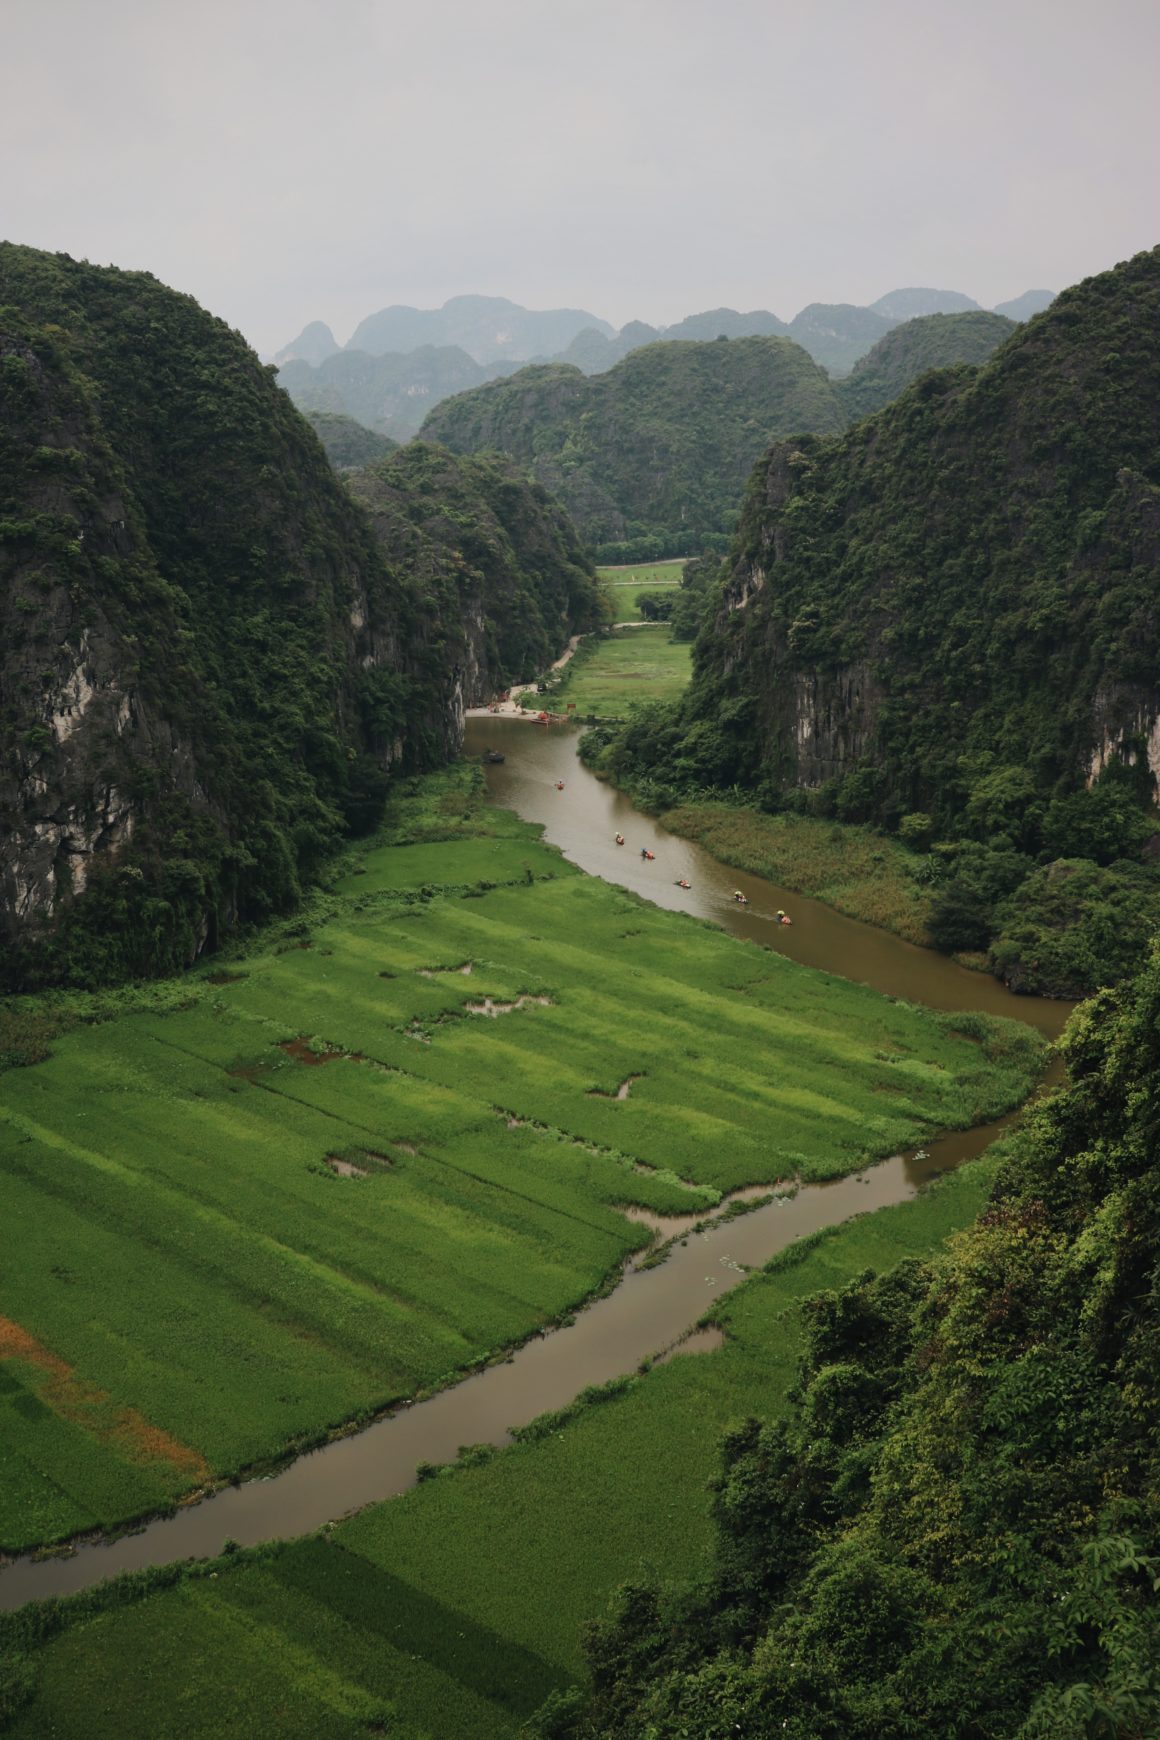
[0,759,1044,1566]
[0,1148,1011,1739]
[516,626,692,719]
[660,800,935,946]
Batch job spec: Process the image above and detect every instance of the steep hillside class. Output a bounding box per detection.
[421,337,846,559]
[994,287,1056,320]
[591,248,1160,993]
[277,343,515,439]
[273,319,339,366]
[0,246,591,989]
[345,294,612,364]
[304,410,397,470]
[785,303,895,373]
[838,310,1016,420]
[662,307,789,342]
[870,286,981,320]
[345,442,601,692]
[564,951,1160,1738]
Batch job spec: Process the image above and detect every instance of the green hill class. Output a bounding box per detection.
[838,310,1017,420]
[0,246,593,990]
[345,442,601,688]
[589,248,1160,994]
[420,336,846,560]
[869,285,981,321]
[565,948,1160,1738]
[994,287,1056,321]
[785,302,895,373]
[303,410,397,470]
[344,294,613,364]
[277,344,516,440]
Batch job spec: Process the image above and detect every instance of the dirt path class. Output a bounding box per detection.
[465,625,655,721]
[466,634,582,718]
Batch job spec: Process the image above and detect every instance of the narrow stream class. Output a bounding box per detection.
[0,723,1071,1611]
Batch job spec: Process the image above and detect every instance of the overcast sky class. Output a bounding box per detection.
[3,0,1159,354]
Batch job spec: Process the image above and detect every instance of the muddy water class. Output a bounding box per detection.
[465,715,1072,1041]
[0,1139,1008,1611]
[0,727,1071,1610]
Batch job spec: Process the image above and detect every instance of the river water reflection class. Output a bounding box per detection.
[465,715,1072,1041]
[0,722,1072,1610]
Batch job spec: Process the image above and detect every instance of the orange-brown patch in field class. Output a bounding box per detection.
[0,1315,209,1483]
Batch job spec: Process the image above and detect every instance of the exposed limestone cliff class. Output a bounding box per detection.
[0,248,593,988]
[692,249,1160,822]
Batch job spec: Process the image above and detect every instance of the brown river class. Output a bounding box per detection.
[0,718,1071,1611]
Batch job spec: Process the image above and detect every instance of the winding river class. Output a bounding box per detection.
[0,721,1071,1611]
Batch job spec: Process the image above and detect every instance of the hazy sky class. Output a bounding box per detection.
[4,0,1159,354]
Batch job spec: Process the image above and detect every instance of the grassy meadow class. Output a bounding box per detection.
[597,560,685,623]
[526,626,693,718]
[663,802,937,944]
[0,765,1045,1558]
[2,1152,1007,1739]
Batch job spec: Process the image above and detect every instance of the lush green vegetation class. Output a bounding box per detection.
[0,761,1043,1557]
[655,802,935,944]
[0,246,597,992]
[556,950,1160,1739]
[838,311,1016,421]
[302,409,397,470]
[526,628,693,718]
[0,1150,1008,1739]
[420,337,846,555]
[277,343,514,440]
[588,249,1160,995]
[596,561,685,623]
[346,442,601,689]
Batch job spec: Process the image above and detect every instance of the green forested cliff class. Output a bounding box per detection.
[0,247,593,990]
[592,248,1160,994]
[837,310,1016,420]
[304,409,397,470]
[345,441,601,691]
[556,952,1160,1739]
[420,337,847,559]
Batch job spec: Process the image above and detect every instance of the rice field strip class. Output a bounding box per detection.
[144,1029,645,1249]
[0,1104,423,1320]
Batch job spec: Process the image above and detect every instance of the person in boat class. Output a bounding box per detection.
[775,908,792,925]
[734,890,748,905]
[676,878,690,889]
[615,833,625,845]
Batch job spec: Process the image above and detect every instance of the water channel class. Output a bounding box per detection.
[0,721,1072,1611]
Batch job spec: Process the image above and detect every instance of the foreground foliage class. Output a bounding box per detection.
[554,952,1160,1739]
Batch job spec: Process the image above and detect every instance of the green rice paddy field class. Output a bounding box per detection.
[0,764,1045,1736]
[3,1156,1004,1740]
[527,626,692,717]
[597,560,684,623]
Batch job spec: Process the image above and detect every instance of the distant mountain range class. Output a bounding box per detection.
[275,286,1054,371]
[418,306,1019,560]
[274,286,1056,438]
